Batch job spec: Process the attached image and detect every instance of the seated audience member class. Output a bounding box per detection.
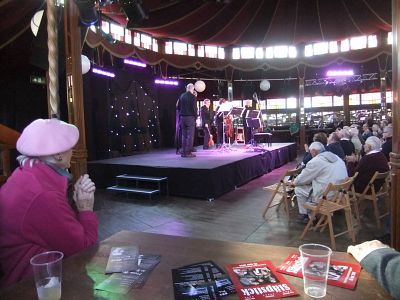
[381,125,393,161]
[0,119,98,287]
[372,124,382,139]
[351,136,389,193]
[347,240,400,299]
[361,123,373,141]
[339,127,355,156]
[293,142,348,224]
[349,127,363,155]
[325,132,345,160]
[301,132,328,167]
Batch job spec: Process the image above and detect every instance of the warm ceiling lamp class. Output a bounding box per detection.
[120,0,148,29]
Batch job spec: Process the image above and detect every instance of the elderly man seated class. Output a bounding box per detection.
[352,136,389,193]
[293,142,348,224]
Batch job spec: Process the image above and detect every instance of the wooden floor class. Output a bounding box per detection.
[94,156,386,252]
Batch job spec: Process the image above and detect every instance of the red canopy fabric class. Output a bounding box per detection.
[101,0,392,47]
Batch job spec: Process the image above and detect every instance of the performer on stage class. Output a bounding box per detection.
[177,83,197,158]
[200,98,212,149]
[242,99,253,144]
[175,98,182,154]
[214,98,226,148]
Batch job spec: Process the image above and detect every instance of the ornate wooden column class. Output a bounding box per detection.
[391,0,400,250]
[64,0,88,177]
[378,54,389,116]
[343,93,350,125]
[297,64,306,147]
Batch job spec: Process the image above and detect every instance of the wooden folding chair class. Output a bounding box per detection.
[348,172,361,229]
[300,177,356,250]
[354,171,391,229]
[262,168,300,219]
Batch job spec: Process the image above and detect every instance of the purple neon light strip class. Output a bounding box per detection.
[326,70,354,77]
[155,79,179,86]
[92,67,115,78]
[123,58,146,68]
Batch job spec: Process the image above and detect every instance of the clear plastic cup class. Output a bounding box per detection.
[299,244,332,298]
[30,251,64,300]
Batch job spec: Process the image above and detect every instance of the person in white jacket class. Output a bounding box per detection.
[293,142,348,224]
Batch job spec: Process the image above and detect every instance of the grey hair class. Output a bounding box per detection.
[349,127,359,137]
[365,136,381,151]
[186,83,194,92]
[340,128,351,139]
[309,141,325,153]
[17,155,58,168]
[384,125,393,137]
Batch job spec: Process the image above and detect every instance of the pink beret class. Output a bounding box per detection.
[17,119,79,156]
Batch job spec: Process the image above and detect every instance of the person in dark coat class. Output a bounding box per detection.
[326,132,345,160]
[339,127,355,156]
[381,125,392,161]
[200,98,212,149]
[352,136,389,193]
[348,240,400,299]
[177,83,197,158]
[214,98,226,148]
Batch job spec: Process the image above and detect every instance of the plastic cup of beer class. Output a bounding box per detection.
[299,243,332,298]
[30,251,64,300]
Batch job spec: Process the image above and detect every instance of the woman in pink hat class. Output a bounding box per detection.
[0,119,98,287]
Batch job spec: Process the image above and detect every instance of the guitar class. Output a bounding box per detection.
[207,126,214,147]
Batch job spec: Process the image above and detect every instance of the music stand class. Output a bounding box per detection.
[245,113,262,147]
[230,107,244,145]
[217,102,233,152]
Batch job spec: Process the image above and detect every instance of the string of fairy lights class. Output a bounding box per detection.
[108,81,160,154]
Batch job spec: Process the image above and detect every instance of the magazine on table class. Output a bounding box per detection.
[96,248,161,294]
[225,260,298,299]
[276,252,361,290]
[172,260,236,300]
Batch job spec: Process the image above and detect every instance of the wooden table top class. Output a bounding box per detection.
[0,231,392,299]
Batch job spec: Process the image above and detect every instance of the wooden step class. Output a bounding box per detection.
[116,174,167,182]
[107,185,160,200]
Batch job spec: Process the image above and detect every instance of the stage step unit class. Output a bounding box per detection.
[107,174,169,200]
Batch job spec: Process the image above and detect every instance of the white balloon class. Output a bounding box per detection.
[194,80,206,92]
[260,79,271,91]
[81,55,91,74]
[31,10,44,37]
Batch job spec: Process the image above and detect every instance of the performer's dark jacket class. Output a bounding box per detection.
[200,105,212,127]
[178,92,197,116]
[353,151,389,193]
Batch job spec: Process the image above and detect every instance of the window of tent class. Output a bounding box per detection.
[313,42,329,55]
[350,35,367,50]
[386,91,392,103]
[173,42,188,56]
[304,97,311,108]
[188,44,195,56]
[349,93,360,105]
[197,45,205,57]
[274,46,288,58]
[267,98,285,109]
[241,47,255,59]
[286,97,297,108]
[329,41,338,53]
[101,20,110,34]
[304,44,313,57]
[368,35,378,48]
[140,34,152,50]
[255,47,264,59]
[288,46,297,58]
[232,48,240,59]
[265,47,274,59]
[152,39,158,52]
[333,95,344,106]
[361,92,381,105]
[110,23,124,42]
[312,96,332,107]
[165,41,173,54]
[205,46,218,58]
[218,47,225,59]
[124,29,132,44]
[388,32,393,45]
[341,39,350,52]
[133,32,141,47]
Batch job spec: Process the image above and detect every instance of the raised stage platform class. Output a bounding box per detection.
[88,143,297,200]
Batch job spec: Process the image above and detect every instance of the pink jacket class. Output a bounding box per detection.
[0,161,98,287]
